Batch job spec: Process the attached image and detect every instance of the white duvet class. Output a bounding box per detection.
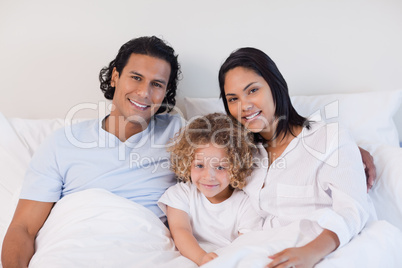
[30,189,195,268]
[30,188,402,268]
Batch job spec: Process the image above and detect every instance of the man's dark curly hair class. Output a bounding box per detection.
[99,36,180,114]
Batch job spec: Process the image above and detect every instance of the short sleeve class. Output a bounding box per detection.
[19,132,64,202]
[158,182,191,215]
[236,192,264,233]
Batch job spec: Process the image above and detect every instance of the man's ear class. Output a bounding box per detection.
[111,67,119,87]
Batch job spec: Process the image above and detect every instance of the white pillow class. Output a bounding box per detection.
[184,90,402,147]
[290,90,402,147]
[368,145,402,231]
[8,118,70,156]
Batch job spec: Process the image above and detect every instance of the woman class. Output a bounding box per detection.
[218,47,375,268]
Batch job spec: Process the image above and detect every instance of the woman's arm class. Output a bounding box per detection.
[266,128,370,268]
[266,229,339,268]
[166,206,217,266]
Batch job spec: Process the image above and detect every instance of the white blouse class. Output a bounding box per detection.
[243,121,376,247]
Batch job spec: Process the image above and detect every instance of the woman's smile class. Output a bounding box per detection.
[243,110,262,121]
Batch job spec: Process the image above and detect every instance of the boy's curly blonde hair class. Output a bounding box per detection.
[168,113,255,189]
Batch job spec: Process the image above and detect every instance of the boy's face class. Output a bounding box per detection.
[191,144,232,204]
[110,53,171,128]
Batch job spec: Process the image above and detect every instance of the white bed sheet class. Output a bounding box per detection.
[30,189,402,268]
[30,188,196,268]
[203,221,402,267]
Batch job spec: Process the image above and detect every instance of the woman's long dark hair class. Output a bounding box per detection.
[218,47,309,143]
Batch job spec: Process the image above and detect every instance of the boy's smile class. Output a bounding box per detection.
[191,144,233,204]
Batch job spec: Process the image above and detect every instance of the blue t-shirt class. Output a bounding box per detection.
[20,114,184,222]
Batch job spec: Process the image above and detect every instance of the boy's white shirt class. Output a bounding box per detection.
[158,181,263,252]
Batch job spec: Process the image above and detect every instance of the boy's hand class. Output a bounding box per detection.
[199,252,218,266]
[265,246,321,268]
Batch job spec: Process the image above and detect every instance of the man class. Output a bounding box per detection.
[1,36,183,268]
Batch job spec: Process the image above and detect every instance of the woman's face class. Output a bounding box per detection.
[223,67,276,137]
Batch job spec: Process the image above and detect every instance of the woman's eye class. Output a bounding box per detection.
[250,88,258,94]
[228,97,237,103]
[216,166,225,170]
[195,164,203,168]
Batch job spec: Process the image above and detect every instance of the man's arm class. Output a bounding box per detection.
[358,147,376,191]
[1,199,54,268]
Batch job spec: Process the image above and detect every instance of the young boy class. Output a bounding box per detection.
[158,113,263,266]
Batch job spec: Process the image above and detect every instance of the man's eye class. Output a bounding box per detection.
[132,76,141,81]
[152,82,162,88]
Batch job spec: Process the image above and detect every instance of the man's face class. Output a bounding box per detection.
[110,53,171,127]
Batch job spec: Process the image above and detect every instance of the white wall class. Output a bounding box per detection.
[1,0,401,141]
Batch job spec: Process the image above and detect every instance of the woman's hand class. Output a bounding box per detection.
[358,147,376,192]
[265,246,320,268]
[199,252,218,266]
[266,229,339,268]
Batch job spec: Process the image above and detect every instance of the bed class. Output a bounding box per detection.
[1,89,402,267]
